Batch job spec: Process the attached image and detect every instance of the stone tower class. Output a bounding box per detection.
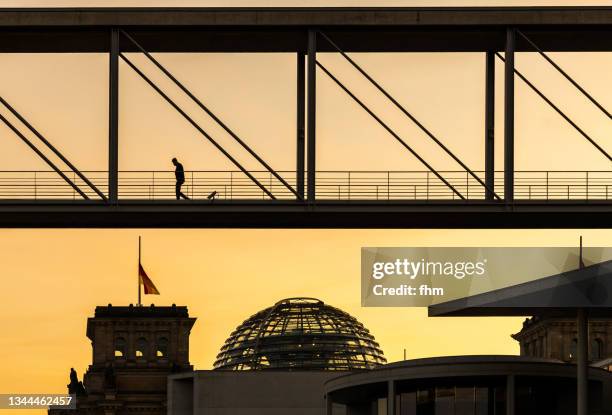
[512,315,610,363]
[53,304,196,415]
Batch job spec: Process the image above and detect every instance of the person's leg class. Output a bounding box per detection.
[175,182,181,200]
[180,187,189,199]
[178,181,189,199]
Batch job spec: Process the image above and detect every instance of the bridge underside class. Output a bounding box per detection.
[0,8,611,53]
[1,27,611,53]
[0,201,609,228]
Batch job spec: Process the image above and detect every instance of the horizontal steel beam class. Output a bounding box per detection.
[0,201,609,228]
[1,7,611,27]
[0,28,611,53]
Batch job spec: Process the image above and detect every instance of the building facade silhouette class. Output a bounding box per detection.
[50,301,612,415]
[513,316,610,363]
[51,304,195,415]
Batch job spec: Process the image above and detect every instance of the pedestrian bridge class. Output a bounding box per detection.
[0,169,610,228]
[0,6,609,227]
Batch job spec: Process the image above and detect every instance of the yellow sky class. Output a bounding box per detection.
[0,1,610,413]
[0,52,609,176]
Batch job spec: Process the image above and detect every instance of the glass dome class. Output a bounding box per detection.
[213,297,386,371]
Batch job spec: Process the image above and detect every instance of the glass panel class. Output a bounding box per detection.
[399,391,416,415]
[393,385,500,415]
[417,389,434,415]
[455,387,475,415]
[494,386,506,415]
[475,387,488,415]
[435,387,454,415]
[517,384,537,415]
[377,398,387,415]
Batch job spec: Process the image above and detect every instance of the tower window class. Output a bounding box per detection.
[156,337,169,358]
[591,339,603,361]
[114,337,126,358]
[136,337,148,358]
[569,338,578,360]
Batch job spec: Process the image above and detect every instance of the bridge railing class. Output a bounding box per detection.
[0,171,109,200]
[0,170,610,201]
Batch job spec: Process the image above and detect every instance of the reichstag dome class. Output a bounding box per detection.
[213,297,387,371]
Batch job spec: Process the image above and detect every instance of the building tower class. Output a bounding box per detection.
[53,304,196,415]
[512,316,611,363]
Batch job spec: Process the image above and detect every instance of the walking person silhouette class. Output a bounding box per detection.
[172,157,189,200]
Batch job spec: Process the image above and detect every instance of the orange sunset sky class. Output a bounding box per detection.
[2,229,612,398]
[0,1,610,412]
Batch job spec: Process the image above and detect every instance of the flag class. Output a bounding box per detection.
[139,264,160,295]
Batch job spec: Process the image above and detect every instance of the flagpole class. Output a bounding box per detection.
[138,235,142,307]
[576,234,588,415]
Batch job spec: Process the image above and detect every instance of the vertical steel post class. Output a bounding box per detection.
[307,30,317,203]
[387,380,395,415]
[485,51,495,200]
[504,28,515,203]
[506,374,515,415]
[297,52,306,200]
[504,28,516,203]
[138,235,141,306]
[109,28,120,203]
[577,308,588,415]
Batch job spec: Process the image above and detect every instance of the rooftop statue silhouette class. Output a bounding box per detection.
[67,368,87,396]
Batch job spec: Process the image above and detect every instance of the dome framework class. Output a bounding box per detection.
[214,298,386,371]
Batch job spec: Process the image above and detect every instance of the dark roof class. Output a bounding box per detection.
[0,7,610,52]
[323,354,612,399]
[93,304,190,318]
[429,259,612,317]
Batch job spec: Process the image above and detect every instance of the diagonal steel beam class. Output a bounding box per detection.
[120,53,276,200]
[0,113,89,200]
[517,30,611,120]
[120,30,300,200]
[0,96,107,201]
[319,31,501,201]
[495,53,611,163]
[316,60,465,200]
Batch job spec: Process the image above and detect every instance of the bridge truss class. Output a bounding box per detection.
[0,7,610,227]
